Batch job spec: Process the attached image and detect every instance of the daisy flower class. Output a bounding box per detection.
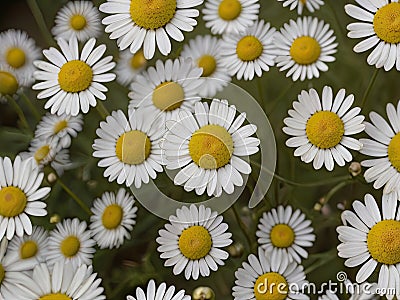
[274,16,338,81]
[156,204,232,280]
[163,99,260,197]
[283,86,365,171]
[220,19,276,81]
[128,58,203,122]
[232,247,309,300]
[20,137,60,170]
[93,108,164,188]
[345,1,400,71]
[4,261,105,300]
[32,37,116,116]
[0,29,41,85]
[115,49,147,87]
[256,205,315,264]
[0,64,27,103]
[127,279,190,300]
[47,218,96,269]
[202,0,260,35]
[99,0,204,59]
[0,155,50,240]
[51,1,102,42]
[180,35,231,98]
[360,100,400,195]
[90,188,138,249]
[277,0,324,15]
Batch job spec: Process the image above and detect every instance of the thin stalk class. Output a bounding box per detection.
[6,95,31,131]
[56,177,92,216]
[96,101,110,119]
[26,0,54,46]
[322,180,353,205]
[21,92,41,122]
[361,68,379,108]
[231,204,253,250]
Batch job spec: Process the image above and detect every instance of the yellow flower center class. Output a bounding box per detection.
[60,235,80,258]
[300,0,306,4]
[290,36,321,65]
[306,111,344,149]
[102,204,123,229]
[70,14,87,31]
[189,124,234,169]
[54,120,68,134]
[34,145,50,164]
[6,47,26,69]
[367,219,400,265]
[373,3,400,44]
[20,240,38,259]
[218,0,242,21]
[39,293,72,300]
[270,224,295,248]
[388,133,400,172]
[254,272,289,300]
[0,186,27,217]
[130,49,147,70]
[115,130,151,165]
[58,60,93,93]
[198,55,217,77]
[0,71,18,95]
[236,36,263,61]
[178,225,212,260]
[130,0,177,30]
[0,264,4,285]
[152,81,184,111]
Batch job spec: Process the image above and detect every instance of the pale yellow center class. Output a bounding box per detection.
[20,240,38,259]
[70,14,87,30]
[300,0,306,4]
[0,264,4,285]
[178,225,212,260]
[0,71,18,95]
[306,111,344,149]
[254,272,289,300]
[389,133,400,171]
[218,0,242,21]
[130,0,177,30]
[236,36,263,61]
[115,130,151,165]
[189,124,234,169]
[54,120,68,134]
[6,47,26,69]
[270,224,295,248]
[373,3,400,44]
[152,81,184,111]
[102,204,123,229]
[34,145,50,164]
[58,60,93,93]
[290,36,321,65]
[130,50,147,70]
[0,186,27,217]
[39,294,72,300]
[60,236,80,258]
[198,55,217,77]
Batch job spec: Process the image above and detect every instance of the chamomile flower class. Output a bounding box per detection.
[33,37,116,116]
[47,218,96,269]
[0,29,41,85]
[115,49,147,87]
[277,0,324,15]
[51,1,102,42]
[20,137,60,170]
[156,204,232,280]
[92,108,164,188]
[202,0,260,35]
[337,193,400,299]
[345,1,400,71]
[220,19,276,81]
[180,35,231,98]
[127,280,190,300]
[256,205,315,264]
[128,58,203,122]
[99,0,204,59]
[232,247,309,300]
[0,156,50,241]
[360,100,400,195]
[163,99,260,197]
[90,188,138,249]
[274,16,338,81]
[0,64,27,103]
[283,86,365,171]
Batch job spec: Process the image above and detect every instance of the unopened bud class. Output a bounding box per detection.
[192,287,215,300]
[47,173,57,184]
[227,243,244,258]
[349,162,361,177]
[50,214,61,224]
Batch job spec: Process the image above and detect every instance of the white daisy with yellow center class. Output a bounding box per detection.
[180,35,231,98]
[277,0,324,15]
[90,188,138,249]
[127,280,190,300]
[100,0,204,59]
[232,247,309,300]
[51,1,102,42]
[92,108,165,188]
[115,49,147,87]
[345,1,400,71]
[256,205,315,264]
[202,0,260,35]
[4,261,105,300]
[0,29,41,85]
[220,19,276,81]
[21,137,59,169]
[0,155,50,241]
[360,100,400,196]
[274,16,338,81]
[47,218,96,269]
[337,193,400,298]
[0,64,26,103]
[156,204,232,280]
[128,58,203,122]
[283,86,365,171]
[33,37,116,116]
[163,99,260,197]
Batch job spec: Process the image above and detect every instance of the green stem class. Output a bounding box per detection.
[21,92,41,122]
[361,68,379,108]
[231,204,253,250]
[26,0,55,46]
[322,180,353,205]
[56,177,92,216]
[96,101,110,119]
[6,95,31,131]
